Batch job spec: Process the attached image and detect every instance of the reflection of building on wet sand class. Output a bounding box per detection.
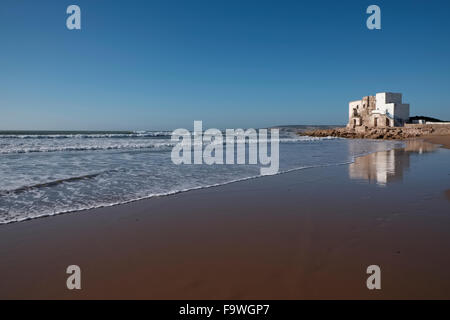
[349,141,437,185]
[349,149,407,185]
[403,140,439,153]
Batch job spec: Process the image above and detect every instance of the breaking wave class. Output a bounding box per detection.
[0,131,172,139]
[0,172,104,196]
[0,136,337,154]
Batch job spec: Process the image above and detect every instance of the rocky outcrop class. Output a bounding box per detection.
[300,125,450,140]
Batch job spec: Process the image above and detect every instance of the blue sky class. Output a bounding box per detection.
[1,0,450,130]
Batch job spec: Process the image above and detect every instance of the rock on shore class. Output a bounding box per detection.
[300,125,450,140]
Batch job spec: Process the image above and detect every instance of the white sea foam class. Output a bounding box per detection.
[0,134,335,154]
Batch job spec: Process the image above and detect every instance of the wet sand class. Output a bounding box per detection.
[0,141,449,299]
[422,135,450,149]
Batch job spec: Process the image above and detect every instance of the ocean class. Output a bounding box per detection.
[0,128,403,224]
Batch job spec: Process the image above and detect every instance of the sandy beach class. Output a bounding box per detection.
[422,135,450,149]
[0,139,449,300]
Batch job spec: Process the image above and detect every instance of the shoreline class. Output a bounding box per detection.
[0,161,351,226]
[421,135,450,149]
[0,137,404,226]
[0,139,449,299]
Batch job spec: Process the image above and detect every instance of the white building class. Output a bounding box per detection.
[347,92,410,128]
[373,92,410,126]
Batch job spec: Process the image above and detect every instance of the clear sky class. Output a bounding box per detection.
[1,0,450,130]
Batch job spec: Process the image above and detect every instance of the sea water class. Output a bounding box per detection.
[0,128,403,224]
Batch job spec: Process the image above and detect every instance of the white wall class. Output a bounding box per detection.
[375,92,409,124]
[348,100,361,120]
